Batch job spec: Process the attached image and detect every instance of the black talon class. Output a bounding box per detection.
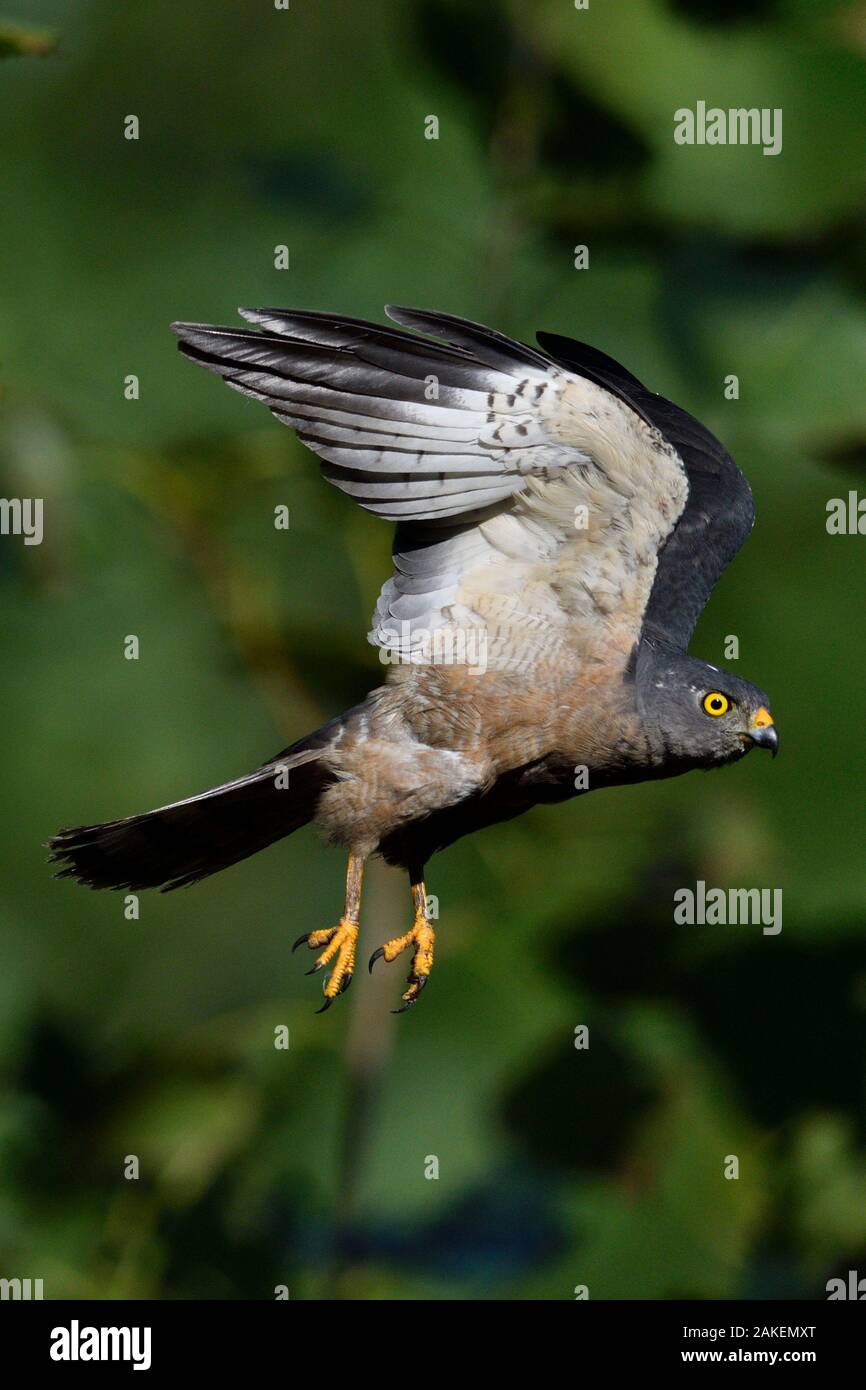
[368,946,385,974]
[305,961,325,976]
[392,972,429,1014]
[339,972,353,994]
[316,996,334,1014]
[292,933,310,953]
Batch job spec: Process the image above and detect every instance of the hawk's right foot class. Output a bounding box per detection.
[293,919,359,1011]
[293,852,365,1012]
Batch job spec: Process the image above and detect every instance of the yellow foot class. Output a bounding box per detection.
[369,913,435,1013]
[293,919,359,1013]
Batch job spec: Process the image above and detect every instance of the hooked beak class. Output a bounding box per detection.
[748,707,778,757]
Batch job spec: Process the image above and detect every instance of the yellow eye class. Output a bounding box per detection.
[702,692,730,717]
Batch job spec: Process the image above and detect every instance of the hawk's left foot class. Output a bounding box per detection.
[369,873,435,1013]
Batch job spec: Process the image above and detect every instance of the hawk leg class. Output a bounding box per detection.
[293,852,365,1013]
[369,868,435,1013]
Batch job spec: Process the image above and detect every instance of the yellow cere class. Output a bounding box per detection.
[752,706,774,729]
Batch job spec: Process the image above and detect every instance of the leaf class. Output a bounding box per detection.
[0,21,56,58]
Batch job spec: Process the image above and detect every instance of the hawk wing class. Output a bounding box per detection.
[171,308,746,674]
[536,330,755,652]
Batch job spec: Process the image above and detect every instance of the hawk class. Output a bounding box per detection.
[49,308,778,1011]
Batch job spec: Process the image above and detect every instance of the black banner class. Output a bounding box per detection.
[0,1298,862,1374]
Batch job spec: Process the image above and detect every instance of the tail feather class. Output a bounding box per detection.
[48,742,333,893]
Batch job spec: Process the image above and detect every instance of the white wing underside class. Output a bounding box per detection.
[368,371,689,674]
[173,308,690,674]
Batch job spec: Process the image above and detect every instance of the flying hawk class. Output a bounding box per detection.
[49,308,778,1011]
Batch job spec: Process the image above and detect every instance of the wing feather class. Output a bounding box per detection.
[171,309,693,671]
[537,330,754,650]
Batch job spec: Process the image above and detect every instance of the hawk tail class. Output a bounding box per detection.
[47,724,343,893]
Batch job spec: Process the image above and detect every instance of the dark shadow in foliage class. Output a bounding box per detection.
[160,1175,300,1300]
[501,1019,659,1175]
[14,1018,121,1197]
[10,1014,320,1298]
[539,71,651,178]
[243,152,370,221]
[415,0,650,175]
[684,938,866,1132]
[658,236,821,392]
[671,0,779,24]
[332,1162,563,1287]
[816,437,866,479]
[544,833,866,1133]
[414,0,512,140]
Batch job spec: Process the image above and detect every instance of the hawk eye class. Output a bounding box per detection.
[702,692,730,717]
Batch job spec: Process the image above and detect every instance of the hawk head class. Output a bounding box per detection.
[638,652,778,767]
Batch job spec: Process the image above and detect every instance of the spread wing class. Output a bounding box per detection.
[537,331,755,652]
[171,308,709,674]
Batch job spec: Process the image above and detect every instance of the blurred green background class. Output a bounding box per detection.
[1,0,865,1301]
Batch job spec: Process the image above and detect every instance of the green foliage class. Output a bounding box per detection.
[1,0,864,1300]
[0,19,55,58]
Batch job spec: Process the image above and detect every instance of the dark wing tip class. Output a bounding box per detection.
[535,331,646,393]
